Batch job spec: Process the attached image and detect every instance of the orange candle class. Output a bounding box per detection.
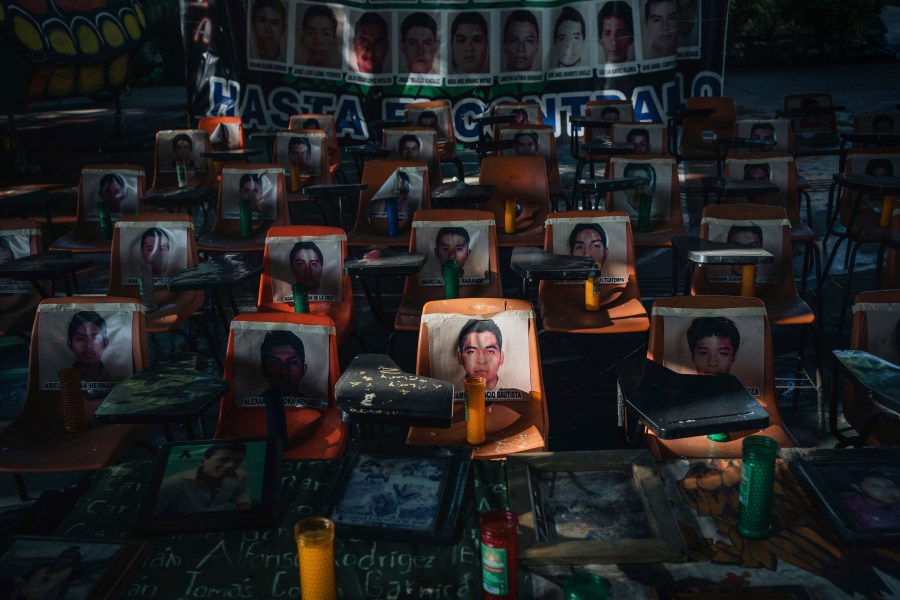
[740,264,757,297]
[464,376,486,445]
[504,196,516,234]
[585,277,600,311]
[294,517,336,600]
[881,195,895,227]
[290,163,301,193]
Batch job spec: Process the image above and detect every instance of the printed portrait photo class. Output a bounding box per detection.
[597,1,637,68]
[267,235,344,303]
[273,131,325,178]
[424,312,532,401]
[499,127,554,174]
[704,219,784,285]
[232,321,330,409]
[585,102,633,140]
[0,538,141,600]
[414,221,490,286]
[116,222,189,287]
[641,0,679,60]
[857,111,900,134]
[0,230,35,295]
[332,454,446,531]
[865,310,900,367]
[157,130,208,173]
[500,9,542,72]
[848,153,900,212]
[726,156,790,211]
[494,103,543,126]
[611,158,674,222]
[786,94,834,135]
[448,11,491,75]
[814,463,900,532]
[406,106,451,144]
[81,169,140,222]
[397,11,442,75]
[735,119,791,154]
[288,114,334,140]
[347,10,391,78]
[676,0,700,58]
[547,216,629,284]
[658,310,765,397]
[368,166,427,223]
[294,3,344,70]
[248,0,288,64]
[385,129,437,166]
[221,168,281,221]
[549,5,590,73]
[612,123,665,155]
[38,305,135,397]
[152,439,268,516]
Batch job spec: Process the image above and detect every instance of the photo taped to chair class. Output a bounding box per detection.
[414,220,490,286]
[268,235,344,303]
[82,169,140,222]
[117,222,190,286]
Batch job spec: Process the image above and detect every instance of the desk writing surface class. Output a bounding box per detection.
[673,236,775,265]
[167,256,263,291]
[832,350,900,411]
[344,249,426,277]
[510,247,601,281]
[0,251,90,279]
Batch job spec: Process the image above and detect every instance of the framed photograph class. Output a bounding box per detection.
[134,437,282,535]
[784,447,900,546]
[322,441,472,544]
[0,535,149,600]
[506,449,686,564]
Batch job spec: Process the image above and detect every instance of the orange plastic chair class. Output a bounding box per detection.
[853,110,900,135]
[346,160,432,248]
[607,156,688,248]
[197,164,290,254]
[497,124,566,203]
[382,126,443,191]
[149,129,217,191]
[50,165,145,253]
[0,297,149,499]
[288,113,341,177]
[406,297,549,458]
[843,290,900,445]
[395,209,502,332]
[108,214,207,347]
[404,100,464,180]
[573,99,635,180]
[477,155,551,247]
[643,295,796,459]
[611,123,670,157]
[0,219,45,339]
[214,312,347,459]
[539,211,649,334]
[492,101,543,139]
[783,92,840,153]
[677,96,737,161]
[198,116,245,151]
[257,225,354,347]
[271,130,332,188]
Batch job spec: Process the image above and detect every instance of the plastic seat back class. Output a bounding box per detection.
[783,92,839,149]
[611,123,670,157]
[405,100,457,161]
[272,130,331,187]
[734,119,794,155]
[382,126,442,190]
[498,124,562,187]
[407,297,548,457]
[723,152,801,225]
[215,312,346,459]
[288,113,340,174]
[0,219,44,335]
[608,156,683,234]
[584,99,635,147]
[477,155,551,245]
[198,116,244,150]
[492,101,543,139]
[348,160,432,245]
[679,96,737,160]
[150,129,216,190]
[842,148,900,232]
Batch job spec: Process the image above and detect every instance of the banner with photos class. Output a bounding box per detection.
[183,0,728,140]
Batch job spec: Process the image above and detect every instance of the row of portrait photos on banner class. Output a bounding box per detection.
[248,0,702,85]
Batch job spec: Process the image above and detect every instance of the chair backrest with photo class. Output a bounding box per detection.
[0,219,44,336]
[583,99,635,149]
[498,124,561,187]
[841,148,900,236]
[677,96,737,161]
[0,297,149,475]
[257,225,353,346]
[645,295,795,458]
[611,123,670,158]
[288,113,340,175]
[271,131,331,188]
[406,297,548,457]
[539,211,649,334]
[198,116,244,150]
[347,160,432,247]
[491,101,543,140]
[854,110,900,136]
[477,155,550,246]
[724,152,802,225]
[404,100,457,161]
[215,312,347,459]
[734,118,795,155]
[846,290,900,445]
[607,156,685,245]
[51,165,146,253]
[783,92,839,150]
[395,209,501,331]
[381,126,442,190]
[150,129,216,191]
[198,164,290,253]
[108,214,201,320]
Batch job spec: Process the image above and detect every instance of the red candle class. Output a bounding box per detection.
[480,510,518,600]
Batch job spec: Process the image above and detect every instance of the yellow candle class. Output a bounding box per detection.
[294,517,336,600]
[740,264,757,297]
[585,277,600,311]
[881,195,895,227]
[504,196,517,234]
[464,376,486,445]
[290,163,301,193]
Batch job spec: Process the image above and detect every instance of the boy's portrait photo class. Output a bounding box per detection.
[81,169,140,222]
[221,168,281,221]
[413,221,490,286]
[38,305,135,397]
[385,129,437,167]
[232,322,330,409]
[268,235,344,303]
[423,312,532,401]
[547,215,629,284]
[117,222,190,286]
[704,220,783,285]
[612,159,673,223]
[368,166,427,225]
[273,131,326,178]
[157,130,208,173]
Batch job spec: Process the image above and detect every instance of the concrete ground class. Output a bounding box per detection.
[0,59,898,509]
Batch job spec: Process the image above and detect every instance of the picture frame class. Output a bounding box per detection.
[0,535,149,600]
[134,437,282,535]
[506,449,686,564]
[783,447,900,546]
[321,441,472,545]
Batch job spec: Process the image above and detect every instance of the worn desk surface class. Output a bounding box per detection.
[143,186,214,208]
[167,256,263,292]
[617,356,769,439]
[431,183,494,207]
[510,247,601,281]
[576,176,649,193]
[672,236,775,265]
[200,149,262,161]
[344,249,426,277]
[701,177,781,198]
[0,250,91,297]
